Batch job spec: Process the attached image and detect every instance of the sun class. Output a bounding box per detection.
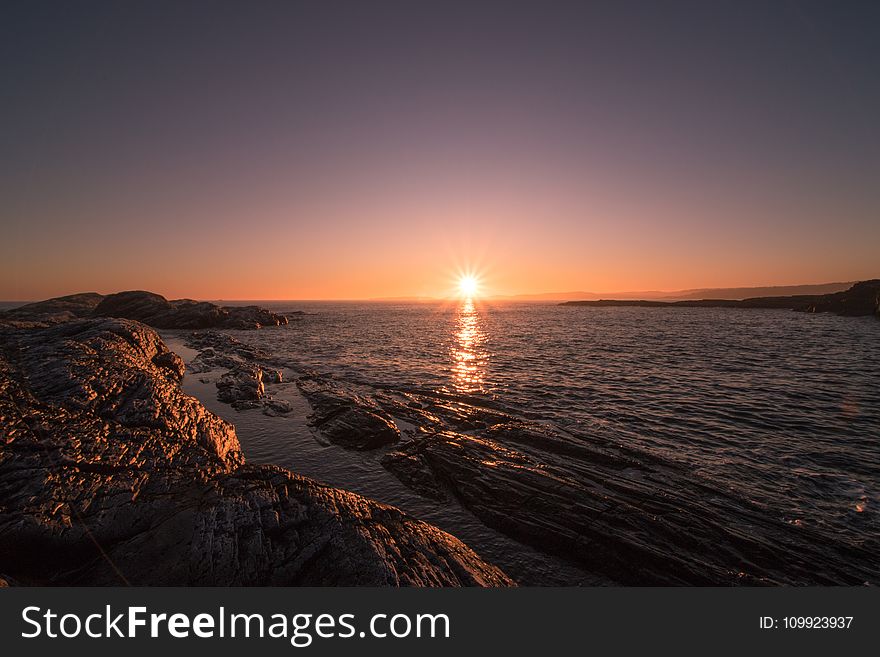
[458,275,479,298]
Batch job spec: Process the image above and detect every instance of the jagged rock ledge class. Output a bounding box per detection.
[1,290,291,329]
[560,279,880,317]
[380,421,878,585]
[0,317,513,586]
[298,377,401,450]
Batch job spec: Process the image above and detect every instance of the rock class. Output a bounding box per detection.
[219,305,290,329]
[802,279,880,317]
[382,421,877,585]
[380,448,448,502]
[93,290,289,329]
[0,291,291,330]
[262,368,283,384]
[186,331,271,359]
[189,347,241,374]
[0,292,104,327]
[262,399,293,416]
[298,378,400,450]
[186,334,290,415]
[216,364,265,409]
[186,331,272,375]
[0,318,512,586]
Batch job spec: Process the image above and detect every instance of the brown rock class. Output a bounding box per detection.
[0,318,512,586]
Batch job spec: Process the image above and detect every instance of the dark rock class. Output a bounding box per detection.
[0,318,512,586]
[0,292,104,327]
[217,304,290,329]
[298,378,400,450]
[262,399,293,416]
[189,347,241,374]
[802,279,880,317]
[216,364,265,408]
[0,291,291,330]
[186,331,271,373]
[93,290,289,329]
[185,334,291,415]
[383,421,877,585]
[380,448,448,502]
[262,368,283,384]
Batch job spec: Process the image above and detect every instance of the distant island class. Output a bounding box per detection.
[494,281,855,302]
[298,281,861,303]
[560,280,880,317]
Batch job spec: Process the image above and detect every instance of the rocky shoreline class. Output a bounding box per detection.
[0,297,512,586]
[3,288,877,587]
[177,315,879,586]
[1,290,290,329]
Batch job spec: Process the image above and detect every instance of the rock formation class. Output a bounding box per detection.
[0,318,512,586]
[382,420,878,585]
[802,279,880,316]
[0,292,104,326]
[1,290,289,329]
[298,377,401,450]
[93,290,289,329]
[185,331,291,415]
[216,364,266,409]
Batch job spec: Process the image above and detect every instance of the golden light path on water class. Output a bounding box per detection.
[451,297,489,394]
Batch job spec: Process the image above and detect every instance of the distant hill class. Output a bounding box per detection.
[559,280,880,318]
[494,281,855,302]
[660,282,853,301]
[491,290,666,301]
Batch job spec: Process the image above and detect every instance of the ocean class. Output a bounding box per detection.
[170,300,880,585]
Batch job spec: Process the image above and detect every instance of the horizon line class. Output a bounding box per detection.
[1,278,871,305]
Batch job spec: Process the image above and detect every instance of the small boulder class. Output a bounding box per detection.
[263,399,293,416]
[216,365,264,408]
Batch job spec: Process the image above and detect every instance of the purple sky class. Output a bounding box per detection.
[2,1,879,299]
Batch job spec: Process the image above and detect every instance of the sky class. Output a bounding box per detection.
[2,0,879,300]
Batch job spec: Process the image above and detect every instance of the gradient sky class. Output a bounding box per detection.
[2,0,879,300]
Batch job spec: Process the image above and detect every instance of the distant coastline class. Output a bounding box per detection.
[560,280,880,317]
[4,280,864,307]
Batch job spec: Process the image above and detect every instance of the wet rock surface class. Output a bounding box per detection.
[381,420,878,585]
[216,364,265,409]
[187,331,271,372]
[148,300,879,586]
[298,377,401,450]
[11,288,874,587]
[262,399,293,416]
[184,332,293,415]
[0,318,512,586]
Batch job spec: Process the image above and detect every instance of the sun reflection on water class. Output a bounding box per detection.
[451,297,489,393]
